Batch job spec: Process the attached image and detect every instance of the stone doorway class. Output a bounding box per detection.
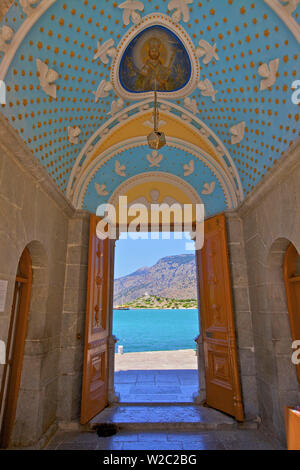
[111,232,203,405]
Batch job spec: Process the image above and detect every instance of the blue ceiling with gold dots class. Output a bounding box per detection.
[0,0,299,214]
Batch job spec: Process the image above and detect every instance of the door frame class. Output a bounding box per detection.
[0,248,32,448]
[106,223,207,406]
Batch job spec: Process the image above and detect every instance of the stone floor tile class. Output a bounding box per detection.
[121,442,183,450]
[138,432,168,442]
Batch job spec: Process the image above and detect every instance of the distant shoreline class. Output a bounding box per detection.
[114,307,197,310]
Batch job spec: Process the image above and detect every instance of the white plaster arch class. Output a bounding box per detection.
[264,0,300,44]
[72,135,238,210]
[0,0,57,80]
[66,97,243,203]
[109,171,203,207]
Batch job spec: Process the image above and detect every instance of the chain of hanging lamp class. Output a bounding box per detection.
[147,78,166,150]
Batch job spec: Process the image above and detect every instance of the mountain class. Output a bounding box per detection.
[114,254,197,305]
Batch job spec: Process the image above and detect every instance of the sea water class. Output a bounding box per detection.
[113,308,199,353]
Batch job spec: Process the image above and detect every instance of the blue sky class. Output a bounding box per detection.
[114,232,194,279]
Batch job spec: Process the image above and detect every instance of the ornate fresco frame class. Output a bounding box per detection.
[110,13,200,101]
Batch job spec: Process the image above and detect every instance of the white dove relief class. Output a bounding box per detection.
[183,160,194,176]
[95,183,109,197]
[202,182,215,195]
[258,58,279,91]
[196,40,219,65]
[36,59,58,99]
[93,39,116,64]
[230,122,246,145]
[147,151,163,168]
[118,1,144,26]
[0,26,14,53]
[68,126,81,144]
[115,161,126,177]
[197,79,218,102]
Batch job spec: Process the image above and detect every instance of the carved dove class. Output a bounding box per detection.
[258,58,279,91]
[115,161,126,177]
[20,0,39,16]
[36,59,58,99]
[196,40,219,65]
[230,122,246,145]
[68,126,81,145]
[93,80,113,102]
[168,0,193,23]
[118,1,144,26]
[147,150,163,168]
[95,183,109,197]
[202,182,215,195]
[197,79,218,102]
[108,98,124,116]
[0,26,14,53]
[183,160,194,176]
[184,97,198,115]
[93,39,116,64]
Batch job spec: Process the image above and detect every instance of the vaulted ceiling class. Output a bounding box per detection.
[0,0,299,215]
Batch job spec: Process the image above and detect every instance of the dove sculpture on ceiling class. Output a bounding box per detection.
[36,59,58,99]
[258,58,279,91]
[118,1,144,26]
[168,0,194,23]
[280,0,300,15]
[196,40,219,65]
[183,97,198,115]
[197,79,218,103]
[95,183,109,197]
[0,26,14,53]
[147,151,163,168]
[230,122,246,145]
[20,0,39,16]
[68,126,81,145]
[202,182,215,195]
[93,39,116,64]
[183,160,194,177]
[115,161,126,177]
[93,80,113,102]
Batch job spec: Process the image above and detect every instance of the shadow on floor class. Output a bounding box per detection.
[115,369,198,403]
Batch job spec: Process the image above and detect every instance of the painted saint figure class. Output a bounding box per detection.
[119,25,191,94]
[134,37,175,91]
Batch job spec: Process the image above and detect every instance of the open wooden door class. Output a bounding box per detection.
[284,243,300,387]
[196,213,244,421]
[81,215,111,424]
[0,248,32,448]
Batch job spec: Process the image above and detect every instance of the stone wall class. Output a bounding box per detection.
[0,117,73,448]
[57,213,90,425]
[239,139,300,443]
[226,213,258,420]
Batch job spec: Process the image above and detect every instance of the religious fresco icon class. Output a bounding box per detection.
[119,26,191,93]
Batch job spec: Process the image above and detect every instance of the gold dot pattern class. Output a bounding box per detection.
[0,0,299,198]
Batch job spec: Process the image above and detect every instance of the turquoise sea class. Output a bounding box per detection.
[113,309,199,353]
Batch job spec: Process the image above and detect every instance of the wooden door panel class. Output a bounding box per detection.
[81,215,111,424]
[196,214,244,421]
[284,244,300,387]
